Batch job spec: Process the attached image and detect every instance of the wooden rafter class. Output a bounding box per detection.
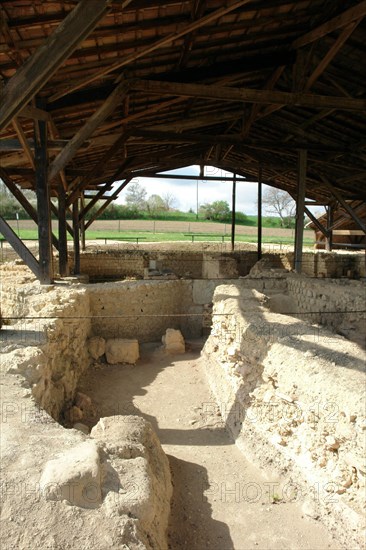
[49,0,255,101]
[48,81,129,181]
[130,79,366,111]
[0,0,113,130]
[292,1,366,49]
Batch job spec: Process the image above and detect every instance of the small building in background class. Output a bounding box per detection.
[308,201,365,250]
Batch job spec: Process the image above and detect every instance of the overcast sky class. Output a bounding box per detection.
[115,165,324,217]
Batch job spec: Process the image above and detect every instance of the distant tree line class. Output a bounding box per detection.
[0,180,297,228]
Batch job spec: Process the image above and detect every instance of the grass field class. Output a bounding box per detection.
[4,219,315,246]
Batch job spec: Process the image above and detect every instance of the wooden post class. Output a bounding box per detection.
[294,149,307,273]
[231,173,237,252]
[80,193,86,251]
[257,166,262,260]
[325,203,334,251]
[58,182,69,276]
[72,198,80,275]
[35,113,53,284]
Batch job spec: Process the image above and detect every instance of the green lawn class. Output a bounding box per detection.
[11,229,314,246]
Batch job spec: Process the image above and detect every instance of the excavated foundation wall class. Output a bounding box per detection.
[202,282,366,549]
[72,249,365,280]
[0,266,173,549]
[88,279,202,341]
[287,277,366,346]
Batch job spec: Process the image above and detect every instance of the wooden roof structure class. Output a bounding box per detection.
[308,201,366,248]
[0,0,365,281]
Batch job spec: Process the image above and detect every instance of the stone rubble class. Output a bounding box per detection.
[105,338,140,365]
[162,328,185,354]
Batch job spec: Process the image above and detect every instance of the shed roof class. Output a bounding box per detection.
[1,0,365,205]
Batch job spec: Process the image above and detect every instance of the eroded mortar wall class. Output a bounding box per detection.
[287,277,366,346]
[202,282,366,549]
[88,280,201,341]
[70,249,365,280]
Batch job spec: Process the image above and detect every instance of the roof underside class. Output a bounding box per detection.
[1,0,366,205]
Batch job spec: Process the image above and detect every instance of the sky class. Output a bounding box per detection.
[115,165,324,217]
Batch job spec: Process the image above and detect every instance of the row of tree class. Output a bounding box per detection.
[0,180,297,228]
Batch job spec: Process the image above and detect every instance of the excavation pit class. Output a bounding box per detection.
[0,258,365,549]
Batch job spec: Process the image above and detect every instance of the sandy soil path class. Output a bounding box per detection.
[78,341,341,550]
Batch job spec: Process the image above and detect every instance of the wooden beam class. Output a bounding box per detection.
[325,204,334,251]
[0,215,40,278]
[320,176,366,233]
[231,173,236,252]
[67,131,130,204]
[0,0,112,131]
[80,194,86,251]
[305,20,361,91]
[257,166,262,260]
[128,127,349,152]
[34,114,53,284]
[0,167,60,249]
[49,0,254,101]
[48,81,129,182]
[332,230,365,236]
[50,202,74,239]
[303,206,329,238]
[85,180,130,230]
[129,80,366,111]
[19,105,51,122]
[72,198,80,275]
[48,118,68,191]
[0,167,38,222]
[58,183,69,277]
[0,138,87,151]
[141,173,247,182]
[294,150,307,273]
[292,1,366,49]
[12,118,36,170]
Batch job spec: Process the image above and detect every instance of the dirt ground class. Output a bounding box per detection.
[77,341,342,550]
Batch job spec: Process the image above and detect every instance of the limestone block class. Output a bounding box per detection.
[162,328,185,354]
[192,279,216,305]
[105,338,140,364]
[40,440,102,508]
[88,336,106,360]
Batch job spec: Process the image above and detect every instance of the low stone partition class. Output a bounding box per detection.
[202,282,366,548]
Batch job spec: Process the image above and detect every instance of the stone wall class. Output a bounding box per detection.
[69,248,365,281]
[1,275,91,421]
[88,280,201,342]
[287,277,366,347]
[202,282,366,549]
[283,251,366,278]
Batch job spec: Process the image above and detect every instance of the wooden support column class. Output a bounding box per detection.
[58,182,69,277]
[80,194,86,251]
[294,149,307,273]
[34,113,53,284]
[231,173,236,252]
[257,166,262,260]
[72,199,80,275]
[325,203,334,251]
